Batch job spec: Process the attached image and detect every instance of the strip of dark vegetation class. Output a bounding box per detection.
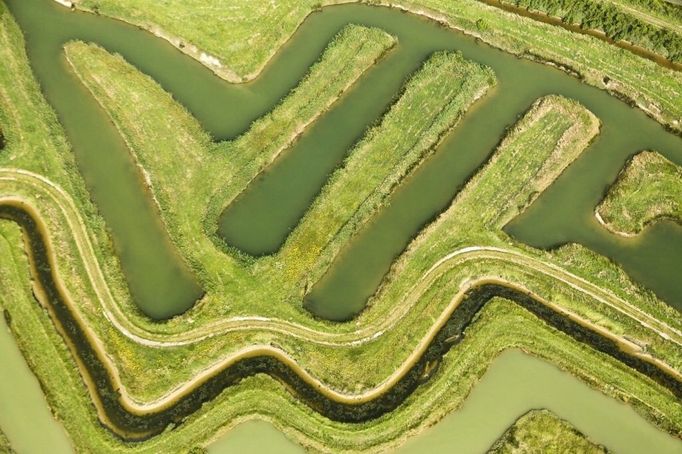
[478,0,682,72]
[494,0,682,63]
[0,203,679,441]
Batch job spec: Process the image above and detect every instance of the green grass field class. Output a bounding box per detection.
[1,40,679,448]
[496,0,682,63]
[62,38,497,332]
[597,151,682,235]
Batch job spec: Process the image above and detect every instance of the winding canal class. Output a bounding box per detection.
[0,316,72,454]
[4,0,682,320]
[208,350,682,454]
[0,0,681,451]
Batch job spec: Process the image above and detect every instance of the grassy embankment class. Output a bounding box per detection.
[494,0,682,63]
[61,38,496,327]
[64,0,682,132]
[597,151,682,235]
[604,0,682,33]
[57,42,499,393]
[1,2,681,452]
[1,215,679,452]
[0,30,680,449]
[64,37,682,417]
[487,409,608,454]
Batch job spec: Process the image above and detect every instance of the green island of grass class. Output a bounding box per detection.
[597,151,682,235]
[0,0,680,452]
[488,409,608,454]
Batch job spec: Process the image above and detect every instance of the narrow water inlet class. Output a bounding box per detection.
[399,350,682,454]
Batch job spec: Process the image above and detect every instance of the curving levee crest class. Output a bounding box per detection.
[0,0,681,452]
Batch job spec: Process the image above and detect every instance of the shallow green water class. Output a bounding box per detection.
[401,350,682,454]
[209,350,682,454]
[0,316,73,454]
[2,318,678,454]
[5,0,681,320]
[208,419,303,454]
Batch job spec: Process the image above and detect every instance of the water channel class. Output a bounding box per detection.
[209,350,682,454]
[2,331,678,453]
[4,0,682,320]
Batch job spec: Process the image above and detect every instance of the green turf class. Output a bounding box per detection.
[597,151,682,235]
[496,0,682,62]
